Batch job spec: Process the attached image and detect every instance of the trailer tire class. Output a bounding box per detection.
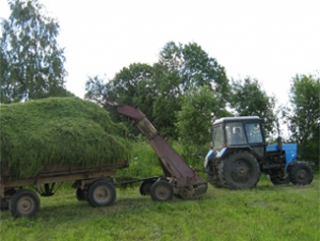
[289,162,313,185]
[218,151,260,190]
[76,188,88,201]
[88,180,116,207]
[1,189,16,210]
[1,199,9,210]
[9,190,40,217]
[139,179,155,196]
[150,180,174,201]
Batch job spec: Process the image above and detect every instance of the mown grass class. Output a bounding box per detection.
[1,141,319,241]
[0,97,131,178]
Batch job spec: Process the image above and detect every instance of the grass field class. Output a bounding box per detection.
[1,142,319,240]
[0,173,319,241]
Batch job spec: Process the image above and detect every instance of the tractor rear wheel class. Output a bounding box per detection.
[218,151,260,190]
[288,162,313,185]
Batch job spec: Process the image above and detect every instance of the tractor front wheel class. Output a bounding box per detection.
[289,162,313,185]
[218,151,260,190]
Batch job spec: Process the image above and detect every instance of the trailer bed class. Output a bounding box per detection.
[0,161,129,217]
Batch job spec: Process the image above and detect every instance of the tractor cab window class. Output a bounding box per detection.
[245,123,263,143]
[212,125,224,150]
[226,123,246,145]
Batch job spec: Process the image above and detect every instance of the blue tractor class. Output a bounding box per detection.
[204,116,313,189]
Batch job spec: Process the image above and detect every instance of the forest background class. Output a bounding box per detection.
[0,0,319,165]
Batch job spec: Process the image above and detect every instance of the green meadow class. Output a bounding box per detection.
[0,142,319,241]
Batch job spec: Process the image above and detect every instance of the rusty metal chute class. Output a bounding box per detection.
[114,103,208,199]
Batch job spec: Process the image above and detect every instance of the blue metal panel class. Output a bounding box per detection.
[266,143,298,170]
[204,149,214,168]
[282,144,298,162]
[205,149,214,160]
[216,147,228,158]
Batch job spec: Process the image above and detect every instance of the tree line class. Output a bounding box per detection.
[1,0,319,164]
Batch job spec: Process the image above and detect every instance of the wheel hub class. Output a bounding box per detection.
[297,169,307,180]
[18,197,34,214]
[94,188,109,201]
[231,161,250,182]
[155,186,170,200]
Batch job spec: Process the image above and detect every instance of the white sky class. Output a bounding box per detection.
[1,0,319,106]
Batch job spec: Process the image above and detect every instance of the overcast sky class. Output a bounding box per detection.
[1,0,319,106]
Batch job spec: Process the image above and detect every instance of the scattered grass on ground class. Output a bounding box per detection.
[0,174,319,241]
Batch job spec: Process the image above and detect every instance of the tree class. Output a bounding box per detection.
[0,0,67,103]
[85,64,155,137]
[112,63,155,117]
[85,75,109,106]
[84,42,230,140]
[156,42,230,95]
[284,74,320,164]
[176,85,231,160]
[152,42,230,139]
[231,77,277,136]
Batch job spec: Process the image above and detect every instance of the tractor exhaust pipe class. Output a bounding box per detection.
[276,121,283,151]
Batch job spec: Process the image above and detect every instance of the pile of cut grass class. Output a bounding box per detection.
[0,97,131,178]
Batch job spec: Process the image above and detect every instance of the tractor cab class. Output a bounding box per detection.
[211,116,266,158]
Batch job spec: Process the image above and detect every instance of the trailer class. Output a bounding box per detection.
[0,161,129,217]
[1,102,208,217]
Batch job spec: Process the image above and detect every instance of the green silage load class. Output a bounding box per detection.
[0,97,131,178]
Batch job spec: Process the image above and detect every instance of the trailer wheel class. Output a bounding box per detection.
[88,180,116,207]
[139,179,155,196]
[1,189,16,210]
[1,199,9,210]
[289,162,313,185]
[9,190,40,217]
[218,151,260,190]
[76,188,88,201]
[150,180,174,201]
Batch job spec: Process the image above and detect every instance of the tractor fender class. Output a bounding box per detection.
[285,159,296,171]
[218,146,254,159]
[204,146,254,168]
[204,149,215,168]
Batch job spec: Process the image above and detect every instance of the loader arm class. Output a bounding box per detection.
[111,103,207,199]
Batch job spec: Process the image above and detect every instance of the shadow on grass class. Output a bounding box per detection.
[2,177,317,221]
[1,194,179,220]
[1,191,212,221]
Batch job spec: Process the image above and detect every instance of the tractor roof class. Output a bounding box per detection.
[213,116,261,125]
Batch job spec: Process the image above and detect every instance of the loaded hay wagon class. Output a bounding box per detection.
[1,97,208,217]
[0,97,131,217]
